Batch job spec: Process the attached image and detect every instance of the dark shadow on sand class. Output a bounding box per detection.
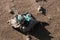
[13,21,53,40]
[39,7,46,16]
[29,21,53,40]
[36,0,47,2]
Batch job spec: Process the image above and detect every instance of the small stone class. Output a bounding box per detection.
[26,35,31,40]
[10,10,15,14]
[37,6,41,11]
[40,11,43,13]
[48,16,52,20]
[8,8,15,15]
[8,9,11,13]
[9,7,18,15]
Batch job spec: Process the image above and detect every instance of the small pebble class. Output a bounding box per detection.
[8,9,11,13]
[48,16,52,20]
[37,6,41,11]
[8,8,15,15]
[26,35,31,40]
